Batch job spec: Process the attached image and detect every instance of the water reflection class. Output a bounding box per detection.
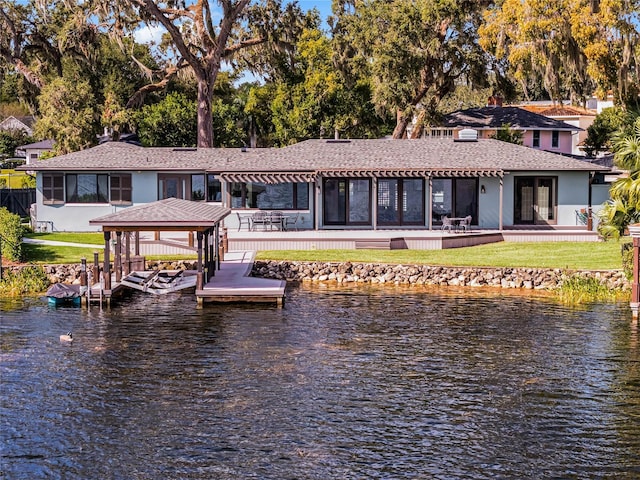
[1,285,639,479]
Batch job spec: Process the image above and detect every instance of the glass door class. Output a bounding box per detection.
[515,177,556,225]
[323,178,371,226]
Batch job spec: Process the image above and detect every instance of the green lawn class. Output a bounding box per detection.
[256,241,629,270]
[0,169,34,189]
[18,232,629,270]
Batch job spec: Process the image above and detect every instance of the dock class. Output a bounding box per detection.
[196,250,286,306]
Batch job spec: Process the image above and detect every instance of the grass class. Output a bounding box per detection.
[256,241,629,271]
[0,169,33,189]
[15,232,629,271]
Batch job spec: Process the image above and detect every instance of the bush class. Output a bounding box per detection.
[0,207,24,261]
[557,274,628,305]
[0,266,50,296]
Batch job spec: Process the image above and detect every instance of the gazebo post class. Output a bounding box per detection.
[124,231,131,275]
[209,228,216,276]
[203,230,210,282]
[135,231,140,256]
[103,231,111,291]
[115,231,122,283]
[196,231,204,290]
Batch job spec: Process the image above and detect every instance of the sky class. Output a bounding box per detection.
[135,1,334,45]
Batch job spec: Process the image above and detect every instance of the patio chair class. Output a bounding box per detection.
[251,211,269,230]
[460,215,472,232]
[236,212,252,231]
[441,216,453,232]
[284,212,300,231]
[269,211,284,230]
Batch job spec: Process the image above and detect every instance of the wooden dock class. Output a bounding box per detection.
[195,250,286,306]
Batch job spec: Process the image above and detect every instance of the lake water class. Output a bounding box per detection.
[1,284,639,479]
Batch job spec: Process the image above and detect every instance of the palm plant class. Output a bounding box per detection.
[598,116,640,239]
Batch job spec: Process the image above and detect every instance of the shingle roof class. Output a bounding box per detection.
[22,137,607,175]
[17,139,54,150]
[442,106,582,131]
[89,197,230,230]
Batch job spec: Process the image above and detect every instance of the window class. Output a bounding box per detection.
[532,130,540,148]
[65,174,108,203]
[158,173,207,201]
[207,174,222,201]
[110,174,132,205]
[551,130,559,148]
[191,174,205,200]
[229,182,309,209]
[42,173,64,204]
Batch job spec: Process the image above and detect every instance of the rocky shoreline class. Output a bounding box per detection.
[5,260,629,291]
[252,260,630,290]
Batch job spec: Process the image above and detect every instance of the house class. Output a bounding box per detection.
[20,133,610,235]
[16,139,55,165]
[515,103,596,156]
[414,97,583,156]
[0,115,35,136]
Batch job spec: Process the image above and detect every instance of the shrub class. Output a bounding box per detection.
[0,266,50,296]
[557,274,628,305]
[0,207,24,261]
[622,242,633,280]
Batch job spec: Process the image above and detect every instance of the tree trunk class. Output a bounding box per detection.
[392,109,411,139]
[197,75,214,148]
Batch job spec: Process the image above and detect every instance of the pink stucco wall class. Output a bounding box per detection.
[521,130,574,154]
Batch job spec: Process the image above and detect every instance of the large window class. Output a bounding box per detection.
[377,178,424,225]
[323,178,371,226]
[158,173,207,201]
[110,174,132,205]
[66,174,109,203]
[432,178,478,225]
[229,182,309,209]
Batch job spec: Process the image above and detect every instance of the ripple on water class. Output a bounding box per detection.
[1,287,639,479]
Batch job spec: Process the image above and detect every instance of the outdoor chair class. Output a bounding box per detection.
[251,211,269,230]
[441,216,453,232]
[236,212,252,231]
[269,211,284,230]
[460,215,472,232]
[284,212,300,231]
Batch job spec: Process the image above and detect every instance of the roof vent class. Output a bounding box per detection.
[455,128,478,142]
[326,139,351,144]
[172,147,197,151]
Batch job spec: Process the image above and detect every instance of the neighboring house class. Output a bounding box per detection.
[20,133,609,233]
[0,115,35,136]
[516,103,596,156]
[16,140,55,165]
[423,100,582,156]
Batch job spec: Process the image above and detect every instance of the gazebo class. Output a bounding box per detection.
[89,198,230,294]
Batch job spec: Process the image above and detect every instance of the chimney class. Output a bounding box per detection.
[334,128,339,140]
[488,95,503,107]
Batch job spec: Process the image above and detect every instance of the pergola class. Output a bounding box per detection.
[89,198,230,292]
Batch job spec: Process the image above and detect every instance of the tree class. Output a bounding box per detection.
[490,123,523,145]
[34,77,97,154]
[97,0,312,147]
[134,92,197,147]
[332,0,494,139]
[0,129,33,159]
[597,114,640,239]
[583,106,633,156]
[479,0,639,106]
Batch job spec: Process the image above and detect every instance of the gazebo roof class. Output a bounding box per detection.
[89,198,230,232]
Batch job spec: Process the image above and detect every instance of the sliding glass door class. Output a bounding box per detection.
[323,178,371,226]
[377,178,424,226]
